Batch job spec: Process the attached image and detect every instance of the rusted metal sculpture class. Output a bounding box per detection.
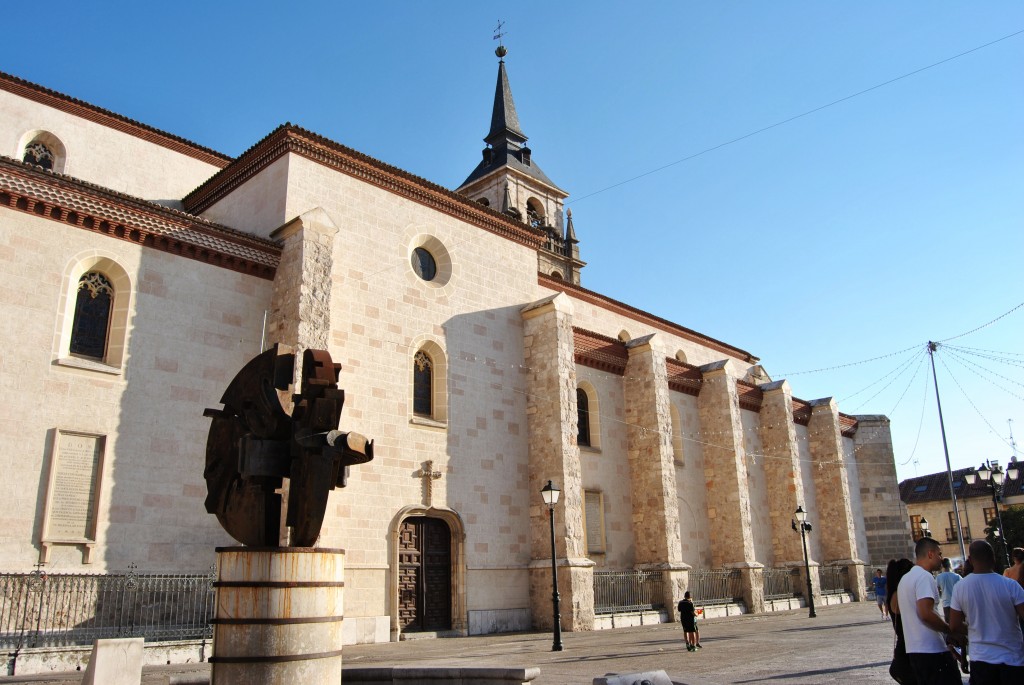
[203,344,373,547]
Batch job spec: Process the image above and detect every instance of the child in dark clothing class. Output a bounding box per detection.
[678,591,699,652]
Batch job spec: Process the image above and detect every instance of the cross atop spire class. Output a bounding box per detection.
[493,19,508,59]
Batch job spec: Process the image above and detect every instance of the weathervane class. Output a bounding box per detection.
[493,20,508,59]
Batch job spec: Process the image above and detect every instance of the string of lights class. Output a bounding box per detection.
[936,354,1016,451]
[839,346,925,403]
[898,362,932,466]
[567,29,1024,205]
[846,347,927,412]
[943,347,1024,402]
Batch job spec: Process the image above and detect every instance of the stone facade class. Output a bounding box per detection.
[0,63,906,650]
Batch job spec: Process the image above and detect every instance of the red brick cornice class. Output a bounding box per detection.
[666,358,703,397]
[0,158,279,279]
[183,125,547,250]
[539,274,759,363]
[573,327,628,375]
[0,70,231,168]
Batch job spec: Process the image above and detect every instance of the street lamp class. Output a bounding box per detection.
[791,505,816,619]
[540,480,563,651]
[919,517,932,539]
[965,460,1019,567]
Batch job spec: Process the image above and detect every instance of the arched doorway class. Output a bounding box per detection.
[398,516,451,632]
[388,507,466,639]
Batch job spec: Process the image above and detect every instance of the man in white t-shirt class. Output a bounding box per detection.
[950,540,1024,683]
[896,536,962,683]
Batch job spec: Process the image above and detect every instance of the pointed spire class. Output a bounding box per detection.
[487,58,526,147]
[565,208,578,243]
[502,183,514,214]
[455,38,564,194]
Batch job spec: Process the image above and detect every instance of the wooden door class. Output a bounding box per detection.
[398,517,451,631]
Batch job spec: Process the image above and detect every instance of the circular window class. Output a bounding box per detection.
[411,247,437,281]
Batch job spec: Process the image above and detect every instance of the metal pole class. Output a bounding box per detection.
[548,503,563,651]
[991,484,1011,568]
[800,524,817,619]
[928,342,967,562]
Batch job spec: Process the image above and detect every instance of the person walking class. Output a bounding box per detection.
[936,558,961,623]
[896,536,961,684]
[886,557,918,684]
[873,568,889,619]
[949,540,1024,684]
[678,591,699,652]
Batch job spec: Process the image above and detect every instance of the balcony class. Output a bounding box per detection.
[945,527,971,543]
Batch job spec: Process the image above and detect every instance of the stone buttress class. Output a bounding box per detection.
[697,360,763,612]
[851,415,912,565]
[266,207,339,545]
[623,335,689,619]
[521,293,595,631]
[807,398,867,600]
[758,380,820,607]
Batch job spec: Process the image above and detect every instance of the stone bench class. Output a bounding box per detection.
[342,666,541,684]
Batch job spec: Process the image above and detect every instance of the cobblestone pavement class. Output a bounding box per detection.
[2,602,920,685]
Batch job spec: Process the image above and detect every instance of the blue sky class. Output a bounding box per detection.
[5,2,1022,484]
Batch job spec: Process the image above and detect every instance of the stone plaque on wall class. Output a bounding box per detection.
[40,430,106,563]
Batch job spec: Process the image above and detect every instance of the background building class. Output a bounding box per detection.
[900,460,1024,567]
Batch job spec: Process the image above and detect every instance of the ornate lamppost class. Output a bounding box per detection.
[791,506,817,618]
[541,480,564,651]
[965,460,1019,567]
[919,517,932,539]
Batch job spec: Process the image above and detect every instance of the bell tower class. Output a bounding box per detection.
[456,42,584,284]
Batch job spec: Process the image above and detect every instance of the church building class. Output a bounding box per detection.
[0,47,910,645]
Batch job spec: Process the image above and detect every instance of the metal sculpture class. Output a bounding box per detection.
[203,344,373,547]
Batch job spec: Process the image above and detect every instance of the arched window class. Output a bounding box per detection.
[409,340,448,426]
[70,272,114,360]
[476,197,490,206]
[577,388,591,447]
[23,141,54,170]
[18,131,67,174]
[413,350,433,417]
[526,198,545,228]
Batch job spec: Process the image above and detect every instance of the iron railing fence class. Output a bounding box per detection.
[687,569,743,606]
[593,570,665,615]
[819,565,849,596]
[762,567,800,600]
[0,565,215,650]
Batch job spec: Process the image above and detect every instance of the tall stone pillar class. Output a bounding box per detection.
[697,361,763,613]
[759,381,820,607]
[852,415,913,565]
[266,208,338,545]
[521,294,594,631]
[807,398,866,601]
[623,335,689,619]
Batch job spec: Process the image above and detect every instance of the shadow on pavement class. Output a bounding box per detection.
[732,660,891,682]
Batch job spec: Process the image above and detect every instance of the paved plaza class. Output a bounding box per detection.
[1,602,913,685]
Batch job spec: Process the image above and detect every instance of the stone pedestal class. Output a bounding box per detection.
[727,562,765,614]
[211,547,344,685]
